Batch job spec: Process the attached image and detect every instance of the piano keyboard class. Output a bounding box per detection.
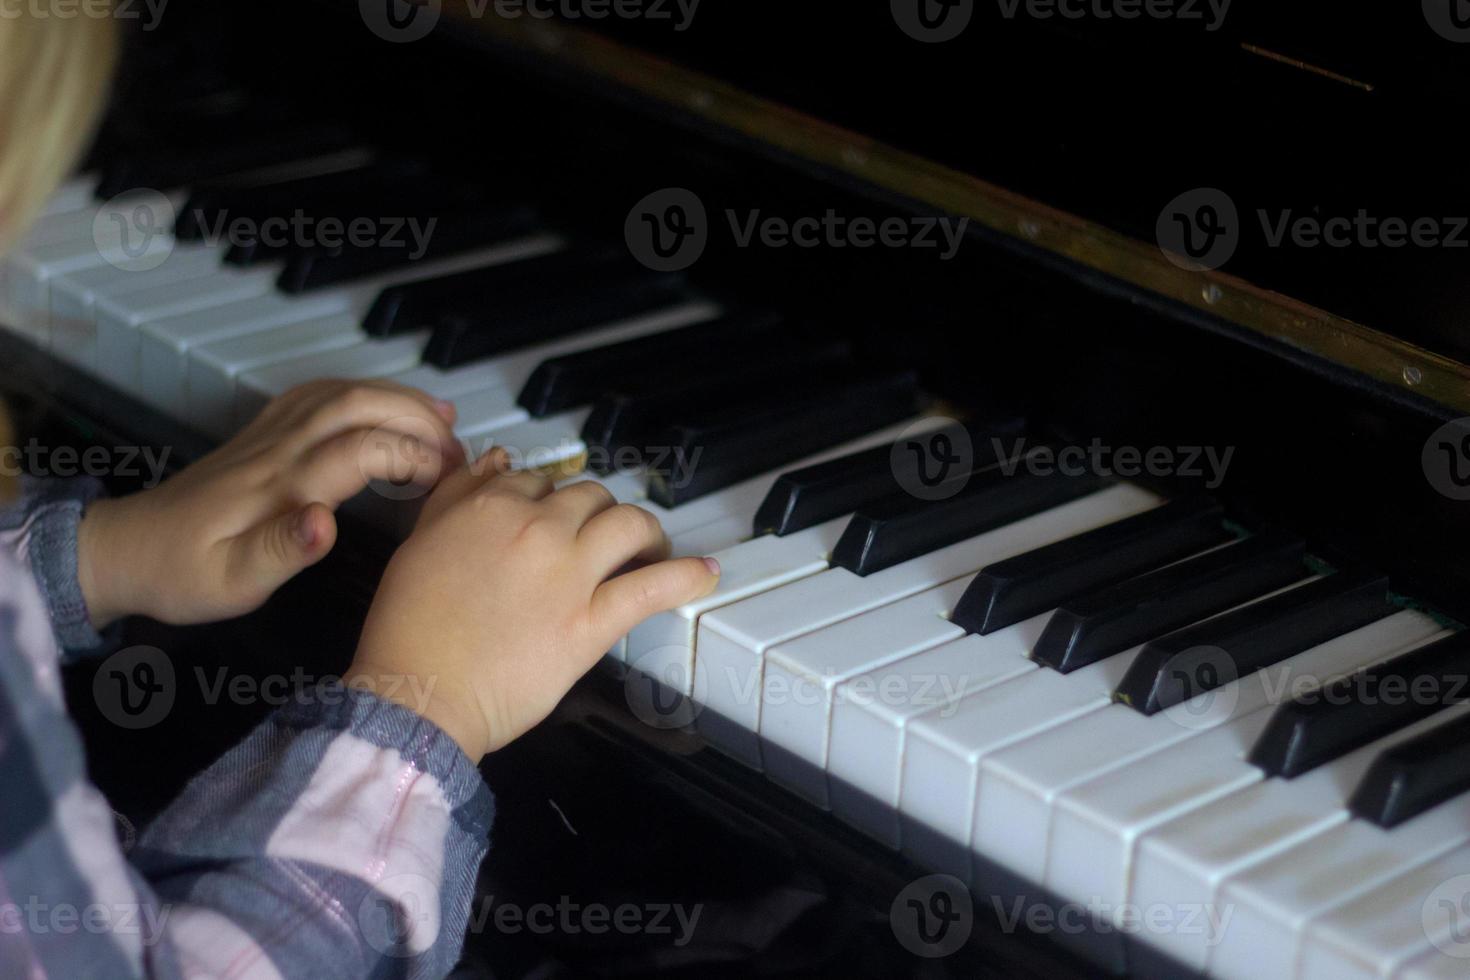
[7,128,1470,980]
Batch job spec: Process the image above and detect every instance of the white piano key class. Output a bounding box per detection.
[616,419,948,678]
[1,191,186,342]
[695,485,1161,762]
[448,386,528,438]
[96,269,280,390]
[462,412,591,471]
[1130,700,1470,972]
[1044,612,1447,923]
[1400,941,1470,980]
[898,641,1143,881]
[188,315,364,437]
[235,334,429,424]
[1299,841,1470,980]
[47,246,225,367]
[828,631,1039,846]
[1212,790,1470,980]
[145,237,562,416]
[969,573,1368,887]
[759,578,971,806]
[624,518,844,685]
[40,177,98,216]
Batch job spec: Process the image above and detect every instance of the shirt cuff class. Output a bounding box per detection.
[13,475,109,655]
[277,680,495,838]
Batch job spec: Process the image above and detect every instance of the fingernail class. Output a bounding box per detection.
[703,557,721,578]
[292,510,317,548]
[433,399,456,421]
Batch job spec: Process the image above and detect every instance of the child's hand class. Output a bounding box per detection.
[77,380,463,627]
[344,451,722,759]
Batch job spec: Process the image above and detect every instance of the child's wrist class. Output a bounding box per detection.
[343,654,492,762]
[76,497,138,629]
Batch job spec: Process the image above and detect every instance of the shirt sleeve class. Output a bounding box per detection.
[0,502,494,979]
[0,475,111,656]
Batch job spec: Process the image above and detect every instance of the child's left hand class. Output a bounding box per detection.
[76,380,463,628]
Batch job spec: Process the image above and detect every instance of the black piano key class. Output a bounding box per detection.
[96,121,358,199]
[1114,568,1393,716]
[422,267,691,367]
[582,344,856,474]
[174,158,409,242]
[752,419,1024,537]
[1349,708,1470,828]
[277,202,544,293]
[1248,630,1470,779]
[517,311,788,417]
[646,371,923,508]
[364,244,638,337]
[1031,529,1308,674]
[829,459,1112,578]
[952,497,1231,636]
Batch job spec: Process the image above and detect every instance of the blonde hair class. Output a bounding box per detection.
[0,8,117,502]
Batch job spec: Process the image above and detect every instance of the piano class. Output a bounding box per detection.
[6,2,1470,977]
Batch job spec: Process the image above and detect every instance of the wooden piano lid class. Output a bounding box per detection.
[427,1,1470,415]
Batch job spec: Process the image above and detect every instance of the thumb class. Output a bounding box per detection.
[231,502,339,596]
[589,556,721,645]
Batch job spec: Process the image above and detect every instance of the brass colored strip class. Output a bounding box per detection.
[1239,43,1376,93]
[443,6,1470,414]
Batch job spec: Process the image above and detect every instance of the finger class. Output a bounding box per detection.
[414,446,519,525]
[545,480,619,528]
[222,502,339,601]
[286,385,462,464]
[577,503,672,577]
[486,468,556,501]
[295,426,447,507]
[589,556,722,644]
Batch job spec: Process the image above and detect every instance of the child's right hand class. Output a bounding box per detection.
[345,449,722,760]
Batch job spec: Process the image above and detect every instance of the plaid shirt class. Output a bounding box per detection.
[0,478,494,979]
